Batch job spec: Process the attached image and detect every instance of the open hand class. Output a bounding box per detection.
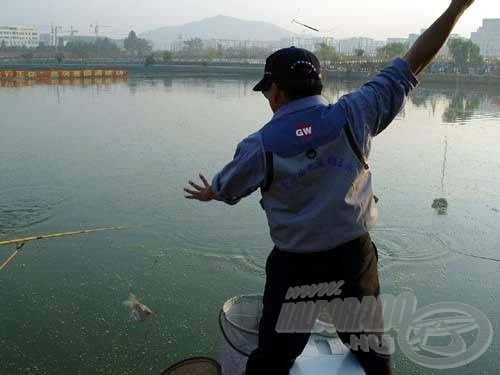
[184,173,216,202]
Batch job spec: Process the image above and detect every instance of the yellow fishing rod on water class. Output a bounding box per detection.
[0,225,140,271]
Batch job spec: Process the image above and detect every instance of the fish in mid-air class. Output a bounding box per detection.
[123,293,153,322]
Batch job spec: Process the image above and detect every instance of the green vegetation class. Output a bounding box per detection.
[183,38,204,52]
[448,38,484,74]
[144,54,156,66]
[20,51,34,62]
[0,31,494,79]
[171,38,273,60]
[377,42,409,60]
[442,92,481,123]
[315,43,338,62]
[354,49,365,58]
[65,38,123,58]
[124,31,152,57]
[55,53,64,64]
[162,50,173,62]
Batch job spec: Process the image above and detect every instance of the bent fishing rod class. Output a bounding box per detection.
[0,225,142,271]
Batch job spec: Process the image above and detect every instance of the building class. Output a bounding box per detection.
[471,19,500,58]
[279,37,335,52]
[171,37,335,55]
[386,37,408,45]
[202,39,274,50]
[336,37,384,56]
[0,25,39,48]
[39,33,52,46]
[404,30,462,58]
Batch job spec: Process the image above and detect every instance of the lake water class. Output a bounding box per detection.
[0,75,499,374]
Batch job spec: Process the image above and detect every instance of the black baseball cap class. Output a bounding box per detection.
[253,46,322,92]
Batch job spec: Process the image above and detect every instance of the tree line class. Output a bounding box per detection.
[0,30,152,60]
[314,38,486,74]
[148,37,487,74]
[0,32,492,74]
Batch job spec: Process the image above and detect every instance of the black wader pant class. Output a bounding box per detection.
[246,233,392,375]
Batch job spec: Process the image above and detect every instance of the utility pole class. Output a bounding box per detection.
[90,23,111,37]
[50,25,62,51]
[54,26,61,52]
[68,26,79,37]
[176,33,183,52]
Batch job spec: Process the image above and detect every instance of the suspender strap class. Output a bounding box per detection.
[261,151,274,192]
[343,124,369,170]
[261,125,367,192]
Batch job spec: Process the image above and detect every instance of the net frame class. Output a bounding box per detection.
[161,356,221,375]
[219,294,264,357]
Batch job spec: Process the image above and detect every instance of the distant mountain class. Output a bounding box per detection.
[140,15,299,50]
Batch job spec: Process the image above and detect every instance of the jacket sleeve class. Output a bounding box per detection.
[211,132,266,205]
[338,58,419,153]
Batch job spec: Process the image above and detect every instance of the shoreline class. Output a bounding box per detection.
[1,61,499,85]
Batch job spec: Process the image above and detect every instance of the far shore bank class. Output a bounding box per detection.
[1,60,500,86]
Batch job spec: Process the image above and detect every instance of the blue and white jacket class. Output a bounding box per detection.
[212,58,418,253]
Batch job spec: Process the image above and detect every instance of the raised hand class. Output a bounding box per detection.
[404,0,477,75]
[184,173,216,202]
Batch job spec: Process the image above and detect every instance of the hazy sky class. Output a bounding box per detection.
[1,0,498,40]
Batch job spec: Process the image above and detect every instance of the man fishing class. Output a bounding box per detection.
[184,1,476,373]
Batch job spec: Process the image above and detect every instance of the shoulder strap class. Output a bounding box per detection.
[343,124,369,170]
[261,125,368,191]
[261,151,274,192]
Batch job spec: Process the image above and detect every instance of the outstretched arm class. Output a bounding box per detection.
[404,0,476,75]
[184,133,266,205]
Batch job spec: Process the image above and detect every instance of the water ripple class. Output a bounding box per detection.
[0,186,66,237]
[371,226,455,268]
[177,248,265,274]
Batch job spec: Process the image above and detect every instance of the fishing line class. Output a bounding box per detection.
[441,136,448,194]
[433,93,499,263]
[144,320,153,342]
[455,252,500,263]
[432,94,451,215]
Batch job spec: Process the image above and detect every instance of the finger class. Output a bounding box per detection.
[189,180,204,190]
[184,188,199,195]
[185,195,198,200]
[199,174,210,188]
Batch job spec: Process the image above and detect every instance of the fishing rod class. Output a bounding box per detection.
[292,19,320,32]
[0,225,141,271]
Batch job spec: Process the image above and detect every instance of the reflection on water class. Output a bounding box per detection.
[127,76,254,100]
[407,84,500,124]
[0,77,127,88]
[0,76,499,374]
[442,92,481,124]
[3,75,500,124]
